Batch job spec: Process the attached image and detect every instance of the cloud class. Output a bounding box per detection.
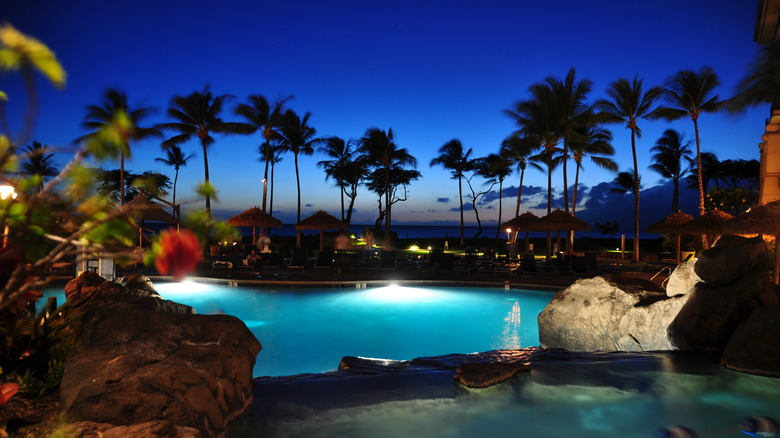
[436,197,450,203]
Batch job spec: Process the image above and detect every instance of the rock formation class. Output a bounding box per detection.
[59,272,261,437]
[538,235,779,377]
[538,276,689,352]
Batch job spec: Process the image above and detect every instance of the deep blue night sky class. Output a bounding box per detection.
[0,0,767,231]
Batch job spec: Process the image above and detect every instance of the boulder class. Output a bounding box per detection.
[720,305,780,377]
[538,276,689,352]
[665,258,701,297]
[60,273,261,438]
[453,361,530,388]
[668,255,776,351]
[694,235,767,286]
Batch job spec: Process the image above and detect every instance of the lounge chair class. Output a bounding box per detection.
[287,248,309,273]
[261,252,284,274]
[313,250,334,272]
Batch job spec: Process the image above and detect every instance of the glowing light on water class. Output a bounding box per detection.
[361,285,444,303]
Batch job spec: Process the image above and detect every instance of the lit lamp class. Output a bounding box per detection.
[0,185,17,248]
[505,228,512,243]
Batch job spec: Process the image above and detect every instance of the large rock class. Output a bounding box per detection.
[665,258,701,297]
[694,235,767,286]
[538,276,689,352]
[60,272,261,437]
[720,305,780,377]
[667,245,777,352]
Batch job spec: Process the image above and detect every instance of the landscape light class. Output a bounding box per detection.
[0,185,16,200]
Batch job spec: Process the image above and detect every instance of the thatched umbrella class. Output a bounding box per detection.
[722,200,780,284]
[121,193,181,246]
[501,211,539,254]
[536,209,590,257]
[296,210,347,250]
[227,207,283,245]
[679,209,733,250]
[123,193,181,224]
[646,211,694,263]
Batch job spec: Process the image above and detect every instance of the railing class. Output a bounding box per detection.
[650,266,673,289]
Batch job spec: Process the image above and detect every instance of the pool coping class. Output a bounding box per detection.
[144,275,567,292]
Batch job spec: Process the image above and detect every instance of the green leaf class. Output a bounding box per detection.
[195,182,218,202]
[8,202,25,220]
[0,24,66,88]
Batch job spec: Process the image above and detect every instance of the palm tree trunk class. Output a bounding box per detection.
[201,138,210,218]
[340,184,345,222]
[693,118,709,248]
[172,169,179,217]
[631,130,640,263]
[672,178,679,212]
[546,161,552,262]
[120,153,125,205]
[562,142,569,214]
[262,142,270,212]
[495,181,503,240]
[570,164,581,254]
[384,163,391,247]
[458,176,464,247]
[514,167,524,217]
[295,153,302,248]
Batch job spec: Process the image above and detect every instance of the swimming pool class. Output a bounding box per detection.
[154,282,552,377]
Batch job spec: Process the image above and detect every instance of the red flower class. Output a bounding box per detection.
[0,382,18,406]
[155,229,202,281]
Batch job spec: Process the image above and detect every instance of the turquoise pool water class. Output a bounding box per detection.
[42,282,552,377]
[156,282,552,377]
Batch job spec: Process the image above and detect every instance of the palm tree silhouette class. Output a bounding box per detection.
[76,87,160,205]
[155,144,194,217]
[277,109,325,247]
[547,68,593,214]
[158,85,246,217]
[430,139,473,247]
[20,141,57,192]
[570,125,616,216]
[484,150,513,240]
[318,136,360,222]
[595,76,664,263]
[500,133,534,217]
[234,94,292,211]
[649,129,692,213]
[359,128,417,247]
[731,41,780,113]
[662,67,723,218]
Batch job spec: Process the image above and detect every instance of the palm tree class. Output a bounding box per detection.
[264,142,285,219]
[318,136,359,222]
[20,141,57,192]
[685,151,720,192]
[570,125,616,216]
[484,150,514,240]
[500,133,534,217]
[276,109,326,247]
[158,85,246,217]
[359,127,417,247]
[505,84,565,217]
[731,41,780,114]
[662,67,724,217]
[649,129,692,213]
[430,139,473,246]
[547,68,593,214]
[155,144,194,217]
[234,94,292,211]
[595,76,664,263]
[611,170,640,196]
[76,87,161,205]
